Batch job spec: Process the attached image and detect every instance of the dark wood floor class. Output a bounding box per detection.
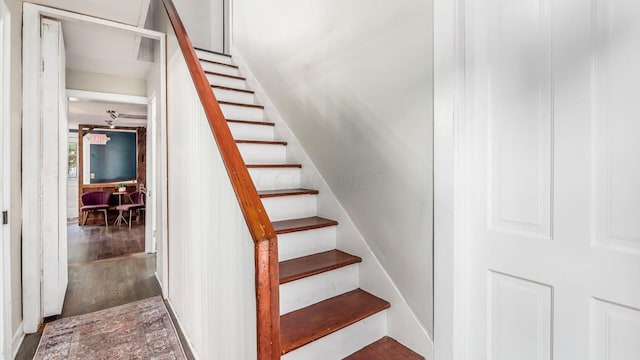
[68,222,146,263]
[15,225,195,359]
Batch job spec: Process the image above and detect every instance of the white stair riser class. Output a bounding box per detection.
[206,73,247,89]
[220,104,264,121]
[200,61,239,77]
[280,265,359,315]
[228,122,275,141]
[262,194,316,222]
[213,88,256,104]
[248,168,300,191]
[278,227,336,261]
[195,50,234,65]
[238,143,287,165]
[282,311,387,360]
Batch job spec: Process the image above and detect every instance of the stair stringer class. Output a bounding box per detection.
[230,46,434,359]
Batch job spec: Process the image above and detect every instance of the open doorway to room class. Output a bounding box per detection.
[20,2,168,349]
[67,96,149,263]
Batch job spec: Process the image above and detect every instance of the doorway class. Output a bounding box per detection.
[22,3,167,334]
[67,93,151,264]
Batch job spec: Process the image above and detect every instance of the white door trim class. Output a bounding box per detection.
[0,0,11,358]
[22,3,167,333]
[433,0,467,359]
[145,94,155,254]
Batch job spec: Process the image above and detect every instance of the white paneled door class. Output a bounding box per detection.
[41,18,68,317]
[462,0,640,359]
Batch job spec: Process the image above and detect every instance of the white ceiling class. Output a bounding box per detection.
[68,100,147,129]
[30,0,151,27]
[62,20,154,79]
[34,0,155,128]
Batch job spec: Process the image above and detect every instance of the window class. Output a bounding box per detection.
[68,141,77,178]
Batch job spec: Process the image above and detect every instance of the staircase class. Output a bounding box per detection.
[196,47,424,360]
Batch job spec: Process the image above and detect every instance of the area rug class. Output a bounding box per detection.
[34,296,187,359]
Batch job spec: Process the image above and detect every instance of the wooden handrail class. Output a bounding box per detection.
[159,0,280,358]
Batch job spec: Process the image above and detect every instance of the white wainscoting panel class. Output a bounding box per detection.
[488,272,552,360]
[488,0,552,238]
[167,48,257,359]
[594,0,640,253]
[591,299,640,360]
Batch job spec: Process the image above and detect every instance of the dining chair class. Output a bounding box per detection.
[80,191,111,227]
[115,191,145,228]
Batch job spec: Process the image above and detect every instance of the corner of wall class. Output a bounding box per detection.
[11,321,23,359]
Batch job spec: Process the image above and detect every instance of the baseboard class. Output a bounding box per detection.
[154,272,168,299]
[11,322,23,360]
[164,299,200,360]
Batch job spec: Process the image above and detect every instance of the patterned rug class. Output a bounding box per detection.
[34,296,187,359]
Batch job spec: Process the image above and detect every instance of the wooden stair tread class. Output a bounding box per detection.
[343,336,425,360]
[272,216,338,234]
[235,139,287,145]
[204,70,246,80]
[258,188,319,198]
[227,119,274,126]
[246,164,302,169]
[199,58,238,68]
[280,250,361,284]
[280,289,390,354]
[212,84,254,94]
[218,100,264,109]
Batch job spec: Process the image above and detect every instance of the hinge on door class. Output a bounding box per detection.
[2,210,8,225]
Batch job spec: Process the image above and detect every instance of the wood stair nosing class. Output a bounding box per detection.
[218,100,264,109]
[279,249,361,284]
[272,216,339,235]
[227,119,275,127]
[258,188,319,198]
[246,164,302,169]
[235,139,287,146]
[204,70,246,80]
[280,289,390,355]
[343,336,425,360]
[211,84,255,94]
[199,58,238,69]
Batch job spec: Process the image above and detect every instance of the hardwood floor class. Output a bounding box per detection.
[15,224,195,359]
[68,222,145,263]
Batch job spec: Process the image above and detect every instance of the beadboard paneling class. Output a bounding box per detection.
[167,49,257,359]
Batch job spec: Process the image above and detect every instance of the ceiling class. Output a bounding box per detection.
[30,0,152,27]
[61,20,154,79]
[68,100,147,129]
[32,0,155,128]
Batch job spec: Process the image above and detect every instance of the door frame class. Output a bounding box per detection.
[433,0,468,359]
[22,3,167,333]
[0,0,10,357]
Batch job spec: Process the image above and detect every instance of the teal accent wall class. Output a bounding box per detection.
[89,131,137,183]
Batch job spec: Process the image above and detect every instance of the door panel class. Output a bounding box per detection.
[41,18,67,317]
[463,0,640,359]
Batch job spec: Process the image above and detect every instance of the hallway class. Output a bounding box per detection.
[14,225,192,359]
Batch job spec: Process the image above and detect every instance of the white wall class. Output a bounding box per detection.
[232,0,434,334]
[66,69,147,97]
[173,0,224,52]
[150,7,258,357]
